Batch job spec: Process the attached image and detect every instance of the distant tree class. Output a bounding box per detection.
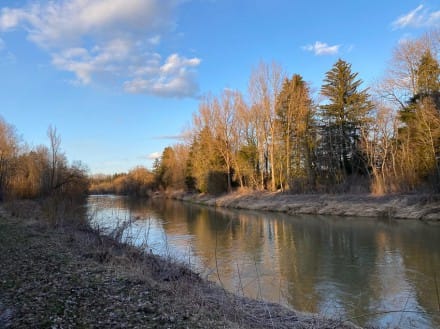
[0,117,20,200]
[125,166,154,196]
[11,146,49,198]
[0,118,88,202]
[154,145,189,190]
[319,59,373,184]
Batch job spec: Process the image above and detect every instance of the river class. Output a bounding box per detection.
[87,195,440,329]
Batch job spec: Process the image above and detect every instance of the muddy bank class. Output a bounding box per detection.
[0,201,359,329]
[171,191,440,220]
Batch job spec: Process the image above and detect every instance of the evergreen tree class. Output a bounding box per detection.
[398,50,440,187]
[320,59,373,181]
[416,50,440,97]
[276,74,315,190]
[401,50,440,125]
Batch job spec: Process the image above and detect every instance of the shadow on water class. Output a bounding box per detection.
[87,195,440,329]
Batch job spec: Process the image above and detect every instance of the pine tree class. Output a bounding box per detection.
[320,59,373,180]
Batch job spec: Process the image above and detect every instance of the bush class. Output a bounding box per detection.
[206,171,228,195]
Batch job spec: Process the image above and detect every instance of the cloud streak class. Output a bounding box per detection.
[152,132,190,140]
[302,41,340,56]
[0,0,201,98]
[392,4,440,29]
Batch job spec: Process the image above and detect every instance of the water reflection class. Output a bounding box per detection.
[88,195,440,329]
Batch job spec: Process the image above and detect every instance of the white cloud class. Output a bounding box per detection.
[302,41,340,56]
[0,0,201,98]
[392,4,440,29]
[148,152,161,160]
[0,8,30,31]
[124,53,200,97]
[51,38,134,85]
[0,0,177,47]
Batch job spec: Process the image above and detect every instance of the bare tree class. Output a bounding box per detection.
[0,117,19,200]
[47,125,62,191]
[249,61,285,191]
[361,102,399,194]
[374,31,440,192]
[234,95,260,188]
[213,90,235,192]
[377,32,438,109]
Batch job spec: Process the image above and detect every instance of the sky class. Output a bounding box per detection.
[0,0,439,174]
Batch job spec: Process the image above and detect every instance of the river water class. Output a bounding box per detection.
[87,195,440,328]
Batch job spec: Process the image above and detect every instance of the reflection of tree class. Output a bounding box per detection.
[367,228,418,328]
[184,206,268,286]
[89,196,440,328]
[394,223,440,328]
[315,219,378,322]
[274,216,321,312]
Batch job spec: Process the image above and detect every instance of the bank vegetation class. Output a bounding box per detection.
[0,119,88,221]
[153,31,440,197]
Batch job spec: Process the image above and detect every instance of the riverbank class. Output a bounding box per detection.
[170,191,440,220]
[0,200,359,329]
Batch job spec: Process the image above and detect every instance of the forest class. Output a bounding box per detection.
[151,31,440,195]
[3,31,440,199]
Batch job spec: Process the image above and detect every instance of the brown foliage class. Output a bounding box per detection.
[0,117,88,202]
[89,167,154,196]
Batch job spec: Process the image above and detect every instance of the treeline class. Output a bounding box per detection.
[0,118,88,202]
[154,31,440,195]
[89,167,155,196]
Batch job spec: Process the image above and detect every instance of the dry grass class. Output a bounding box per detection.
[173,191,440,221]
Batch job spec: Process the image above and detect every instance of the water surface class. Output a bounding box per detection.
[88,195,440,329]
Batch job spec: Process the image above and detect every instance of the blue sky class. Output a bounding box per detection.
[0,0,439,174]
